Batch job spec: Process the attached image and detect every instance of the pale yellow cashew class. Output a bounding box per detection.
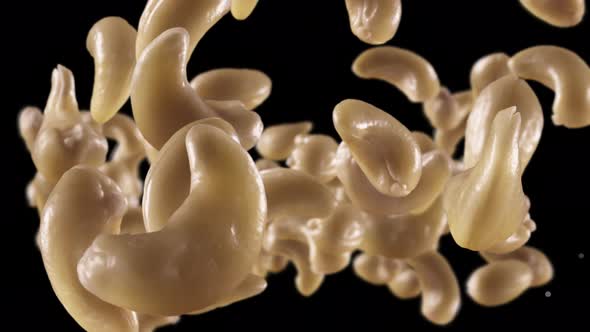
[231,0,259,20]
[466,260,533,307]
[77,124,266,315]
[256,121,313,160]
[333,99,422,197]
[286,134,339,183]
[387,262,421,299]
[481,246,553,287]
[408,251,461,325]
[191,68,271,111]
[335,143,450,216]
[345,0,402,45]
[520,0,585,27]
[423,87,464,131]
[205,100,263,150]
[464,75,544,172]
[509,45,590,128]
[136,0,230,59]
[352,46,440,102]
[469,52,511,97]
[353,253,400,285]
[39,166,138,332]
[444,108,529,251]
[485,213,536,255]
[87,17,137,123]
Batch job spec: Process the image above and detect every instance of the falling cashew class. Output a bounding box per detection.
[286,134,339,183]
[481,246,553,287]
[256,121,313,160]
[345,0,402,45]
[520,0,585,27]
[466,260,533,307]
[469,53,511,97]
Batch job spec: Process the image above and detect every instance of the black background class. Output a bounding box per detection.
[6,0,589,331]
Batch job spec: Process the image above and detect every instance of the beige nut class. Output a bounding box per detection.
[481,246,553,287]
[469,53,511,97]
[286,134,339,183]
[509,45,590,128]
[408,251,461,325]
[205,100,263,150]
[231,0,259,20]
[423,87,464,131]
[444,108,529,251]
[464,75,543,172]
[520,0,585,27]
[256,121,313,160]
[387,262,421,299]
[255,159,280,171]
[333,99,422,197]
[466,260,533,307]
[87,17,137,123]
[433,90,473,156]
[18,106,43,152]
[77,124,266,315]
[352,46,440,102]
[38,166,137,332]
[485,213,536,255]
[411,131,437,153]
[345,0,402,45]
[353,253,400,285]
[191,68,271,110]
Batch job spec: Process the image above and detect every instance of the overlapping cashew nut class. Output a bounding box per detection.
[520,0,585,27]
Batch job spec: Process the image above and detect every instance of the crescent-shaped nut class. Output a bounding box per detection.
[466,260,533,307]
[464,75,544,172]
[256,121,313,160]
[481,246,553,287]
[509,45,590,128]
[191,68,271,111]
[352,253,400,285]
[77,124,266,315]
[345,0,402,45]
[520,0,585,27]
[444,107,529,251]
[286,134,339,183]
[387,262,421,299]
[352,46,440,102]
[231,0,259,20]
[136,0,230,59]
[333,99,422,197]
[408,251,461,325]
[39,166,137,332]
[423,87,464,131]
[87,17,137,124]
[469,53,511,97]
[359,198,447,259]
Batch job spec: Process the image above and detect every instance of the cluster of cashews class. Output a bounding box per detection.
[18,0,588,331]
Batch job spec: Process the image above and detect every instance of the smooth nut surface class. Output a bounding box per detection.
[466,260,533,307]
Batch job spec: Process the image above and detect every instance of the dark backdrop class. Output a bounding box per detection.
[6,1,589,331]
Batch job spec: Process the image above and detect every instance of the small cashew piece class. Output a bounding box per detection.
[353,253,400,285]
[256,121,313,160]
[509,45,590,128]
[286,134,339,183]
[466,260,533,307]
[469,53,511,97]
[433,90,473,157]
[485,213,536,255]
[481,246,553,287]
[423,87,464,131]
[345,0,402,45]
[87,17,137,123]
[352,46,440,102]
[333,99,422,197]
[205,100,263,150]
[387,262,421,299]
[411,131,437,153]
[520,0,585,27]
[231,0,259,20]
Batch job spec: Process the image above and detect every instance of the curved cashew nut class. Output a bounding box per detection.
[136,0,230,59]
[231,0,259,20]
[191,68,271,111]
[352,46,440,102]
[520,0,585,27]
[286,134,339,183]
[466,260,533,307]
[87,17,137,123]
[256,121,313,160]
[359,198,447,259]
[353,253,400,285]
[464,75,544,172]
[444,108,529,251]
[77,124,266,315]
[345,0,402,45]
[509,45,590,128]
[39,166,138,332]
[485,213,536,255]
[469,53,511,97]
[408,251,460,325]
[387,262,421,299]
[333,99,422,197]
[336,142,450,216]
[481,246,553,287]
[423,87,464,131]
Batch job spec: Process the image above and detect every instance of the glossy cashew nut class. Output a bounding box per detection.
[256,121,313,160]
[408,251,461,325]
[345,0,402,45]
[353,253,400,285]
[131,28,262,149]
[481,246,553,287]
[231,0,259,20]
[360,198,447,259]
[333,99,422,197]
[87,17,137,123]
[485,212,536,255]
[77,124,266,315]
[520,0,585,27]
[387,262,421,299]
[469,52,511,97]
[466,260,533,307]
[444,108,529,251]
[423,87,464,131]
[352,46,440,102]
[464,75,544,172]
[39,166,138,332]
[433,90,473,156]
[286,134,339,183]
[191,69,271,111]
[509,45,590,128]
[205,100,263,150]
[136,0,230,59]
[336,143,450,216]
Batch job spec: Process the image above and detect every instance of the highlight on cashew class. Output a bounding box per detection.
[345,0,402,45]
[520,0,585,27]
[481,246,553,287]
